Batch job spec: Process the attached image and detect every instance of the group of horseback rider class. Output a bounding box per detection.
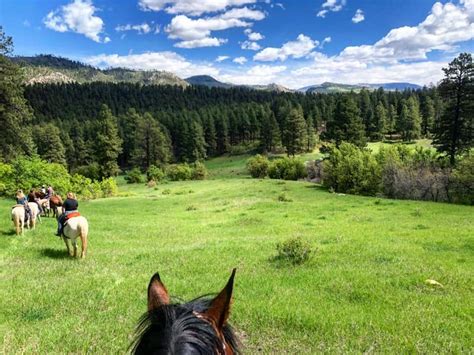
[14,186,79,236]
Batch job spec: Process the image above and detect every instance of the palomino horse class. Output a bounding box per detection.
[61,215,89,258]
[11,206,25,235]
[27,202,40,229]
[131,269,240,354]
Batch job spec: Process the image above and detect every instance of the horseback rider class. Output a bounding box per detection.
[16,190,32,223]
[45,185,54,199]
[56,192,79,236]
[40,185,46,195]
[28,188,44,214]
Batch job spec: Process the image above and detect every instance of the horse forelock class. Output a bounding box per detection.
[131,297,239,355]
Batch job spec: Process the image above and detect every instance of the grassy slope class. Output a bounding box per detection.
[1,155,473,353]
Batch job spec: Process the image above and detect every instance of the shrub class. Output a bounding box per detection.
[125,168,143,184]
[192,161,208,180]
[275,238,314,265]
[322,143,381,196]
[146,165,165,182]
[451,153,474,205]
[72,163,101,180]
[147,180,157,188]
[0,162,15,196]
[70,174,94,200]
[166,164,193,181]
[268,157,306,181]
[246,154,270,178]
[100,177,118,197]
[306,159,324,183]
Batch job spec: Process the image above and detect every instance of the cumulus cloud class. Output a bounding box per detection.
[244,28,264,41]
[44,0,108,43]
[241,40,261,50]
[317,0,346,18]
[115,23,155,34]
[139,0,257,16]
[233,56,247,64]
[254,34,318,61]
[340,1,474,63]
[352,9,364,23]
[85,51,219,77]
[165,7,265,48]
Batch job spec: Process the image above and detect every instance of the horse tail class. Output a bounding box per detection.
[79,218,89,258]
[12,210,23,235]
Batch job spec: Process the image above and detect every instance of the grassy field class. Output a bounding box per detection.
[1,155,473,353]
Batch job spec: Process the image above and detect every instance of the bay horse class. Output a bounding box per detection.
[49,195,63,218]
[11,206,25,235]
[61,215,89,258]
[131,269,240,354]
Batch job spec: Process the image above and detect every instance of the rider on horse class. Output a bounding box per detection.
[16,190,32,223]
[56,192,79,236]
[28,189,44,214]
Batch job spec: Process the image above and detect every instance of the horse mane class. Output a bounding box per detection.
[131,295,240,354]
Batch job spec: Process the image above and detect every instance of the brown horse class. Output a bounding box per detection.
[131,269,240,354]
[49,195,63,218]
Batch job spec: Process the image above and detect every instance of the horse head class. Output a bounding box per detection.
[132,269,239,354]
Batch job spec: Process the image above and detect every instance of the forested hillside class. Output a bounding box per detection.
[23,82,441,170]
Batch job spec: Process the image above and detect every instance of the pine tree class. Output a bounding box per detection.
[186,120,207,162]
[327,95,366,147]
[34,123,67,165]
[420,95,435,136]
[305,115,317,152]
[404,96,422,142]
[282,106,307,156]
[203,114,217,157]
[259,110,280,153]
[434,53,474,165]
[132,113,171,169]
[95,105,123,178]
[0,27,35,161]
[373,102,387,141]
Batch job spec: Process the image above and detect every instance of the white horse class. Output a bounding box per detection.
[62,216,89,258]
[38,198,50,216]
[11,206,25,235]
[27,202,40,229]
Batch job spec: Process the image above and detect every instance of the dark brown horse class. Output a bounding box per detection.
[131,269,240,354]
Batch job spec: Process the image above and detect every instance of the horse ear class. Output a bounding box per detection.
[147,273,170,311]
[204,268,236,329]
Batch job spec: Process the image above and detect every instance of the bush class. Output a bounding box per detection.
[192,161,208,180]
[0,162,15,196]
[166,164,193,181]
[100,177,118,197]
[246,154,270,178]
[125,168,143,184]
[451,153,474,205]
[268,157,306,180]
[146,165,165,182]
[323,143,381,196]
[71,163,101,180]
[275,238,314,265]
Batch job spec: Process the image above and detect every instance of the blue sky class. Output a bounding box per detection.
[1,0,473,88]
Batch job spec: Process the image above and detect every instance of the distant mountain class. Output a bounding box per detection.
[299,81,421,93]
[185,75,292,92]
[247,83,293,93]
[11,54,189,87]
[185,75,233,88]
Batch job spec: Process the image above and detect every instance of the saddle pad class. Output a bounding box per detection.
[65,212,81,221]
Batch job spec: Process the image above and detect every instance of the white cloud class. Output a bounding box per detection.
[44,0,108,43]
[241,40,261,50]
[217,64,287,85]
[165,7,265,48]
[216,55,230,62]
[352,9,364,23]
[115,23,154,34]
[317,0,346,18]
[320,36,331,48]
[254,34,318,61]
[138,0,257,16]
[340,1,474,63]
[233,56,247,64]
[244,28,264,41]
[85,51,219,77]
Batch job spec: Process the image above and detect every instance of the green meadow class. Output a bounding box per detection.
[1,155,473,353]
